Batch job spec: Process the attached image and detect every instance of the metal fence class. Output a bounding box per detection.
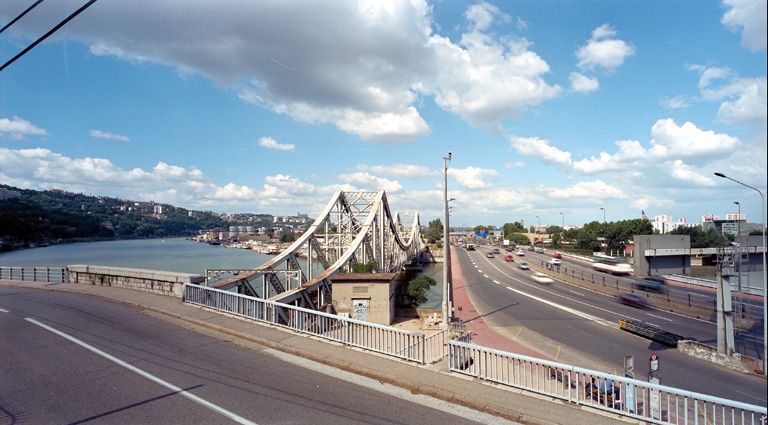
[0,266,68,283]
[448,340,767,425]
[184,283,428,363]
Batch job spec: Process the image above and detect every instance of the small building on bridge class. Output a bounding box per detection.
[330,273,400,325]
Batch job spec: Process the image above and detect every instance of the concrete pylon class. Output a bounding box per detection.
[716,253,736,355]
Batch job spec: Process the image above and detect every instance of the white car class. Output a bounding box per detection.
[530,272,554,284]
[516,250,525,256]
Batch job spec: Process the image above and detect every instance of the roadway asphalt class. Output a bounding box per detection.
[457,246,766,406]
[0,286,512,425]
[503,246,764,357]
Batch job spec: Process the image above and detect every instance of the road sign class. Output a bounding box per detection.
[624,355,635,413]
[649,353,661,419]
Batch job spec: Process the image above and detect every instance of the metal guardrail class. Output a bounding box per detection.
[184,283,427,363]
[0,266,68,283]
[448,340,767,425]
[619,319,684,347]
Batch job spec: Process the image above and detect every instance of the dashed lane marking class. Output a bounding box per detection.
[0,308,9,313]
[567,290,585,297]
[25,318,258,425]
[492,280,501,285]
[504,286,612,327]
[646,313,673,322]
[483,274,489,278]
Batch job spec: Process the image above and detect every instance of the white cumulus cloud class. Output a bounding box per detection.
[90,129,130,142]
[357,163,436,179]
[576,24,635,71]
[258,136,295,151]
[509,136,572,166]
[546,180,627,200]
[0,116,47,139]
[721,0,767,51]
[448,166,499,189]
[569,72,599,94]
[337,172,403,193]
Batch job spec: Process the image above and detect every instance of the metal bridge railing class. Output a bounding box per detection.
[448,340,767,425]
[184,283,425,363]
[0,266,68,283]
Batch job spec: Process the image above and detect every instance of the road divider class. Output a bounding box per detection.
[618,319,684,347]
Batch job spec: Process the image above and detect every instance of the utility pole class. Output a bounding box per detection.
[442,152,452,327]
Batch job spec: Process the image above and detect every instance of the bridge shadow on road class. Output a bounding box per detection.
[67,385,202,425]
[461,302,519,323]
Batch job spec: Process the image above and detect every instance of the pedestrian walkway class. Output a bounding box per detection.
[0,278,638,425]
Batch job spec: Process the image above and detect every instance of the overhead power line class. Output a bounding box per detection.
[0,0,45,34]
[0,0,98,72]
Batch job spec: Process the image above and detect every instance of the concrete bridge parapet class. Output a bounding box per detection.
[67,264,204,298]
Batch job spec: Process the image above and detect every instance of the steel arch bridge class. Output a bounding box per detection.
[210,191,427,312]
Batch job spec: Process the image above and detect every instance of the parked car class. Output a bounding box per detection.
[552,252,562,259]
[530,272,553,284]
[632,279,666,293]
[504,255,514,262]
[519,261,529,270]
[617,292,651,309]
[486,252,494,258]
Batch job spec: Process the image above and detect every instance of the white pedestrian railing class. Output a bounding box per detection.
[184,283,426,363]
[448,340,767,425]
[0,266,68,283]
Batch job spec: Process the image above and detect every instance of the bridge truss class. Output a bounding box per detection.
[210,191,425,313]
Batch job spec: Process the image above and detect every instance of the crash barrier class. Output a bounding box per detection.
[184,283,447,364]
[448,340,767,425]
[618,319,684,347]
[0,266,68,283]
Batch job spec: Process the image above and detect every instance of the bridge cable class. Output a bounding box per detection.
[0,0,97,72]
[0,0,45,34]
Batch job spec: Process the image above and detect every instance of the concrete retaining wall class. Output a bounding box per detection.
[677,340,764,375]
[67,265,204,298]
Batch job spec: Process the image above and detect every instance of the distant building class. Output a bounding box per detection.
[667,217,696,232]
[0,187,21,200]
[652,214,672,234]
[153,205,163,215]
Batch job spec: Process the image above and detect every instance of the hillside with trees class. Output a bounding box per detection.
[0,184,227,250]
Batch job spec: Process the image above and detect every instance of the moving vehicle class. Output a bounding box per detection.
[466,243,475,251]
[486,252,494,258]
[493,248,501,254]
[592,259,633,275]
[552,252,562,259]
[516,249,525,256]
[617,292,651,309]
[530,272,553,284]
[545,259,561,270]
[519,261,529,270]
[632,279,666,293]
[504,255,514,262]
[535,247,544,253]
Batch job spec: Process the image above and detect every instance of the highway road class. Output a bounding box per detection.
[0,287,511,425]
[502,246,764,356]
[457,246,766,406]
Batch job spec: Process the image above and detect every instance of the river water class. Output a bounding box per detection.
[0,238,443,308]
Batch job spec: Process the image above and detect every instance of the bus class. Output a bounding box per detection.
[466,243,475,251]
[592,259,633,275]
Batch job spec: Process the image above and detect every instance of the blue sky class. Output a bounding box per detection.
[1,0,766,228]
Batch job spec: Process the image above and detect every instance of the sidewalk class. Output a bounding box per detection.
[0,279,638,425]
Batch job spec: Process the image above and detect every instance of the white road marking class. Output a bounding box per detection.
[477,255,634,325]
[493,280,501,285]
[483,274,489,278]
[567,290,585,297]
[646,313,673,322]
[25,318,258,425]
[263,349,518,425]
[504,287,611,327]
[0,308,9,313]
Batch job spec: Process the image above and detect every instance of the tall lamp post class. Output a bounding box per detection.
[734,201,741,236]
[600,207,606,224]
[536,215,540,233]
[715,172,766,374]
[442,152,452,327]
[560,212,565,229]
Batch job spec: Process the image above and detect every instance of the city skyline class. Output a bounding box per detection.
[1,0,766,227]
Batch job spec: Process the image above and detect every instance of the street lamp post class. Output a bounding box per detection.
[536,215,540,233]
[734,201,741,236]
[600,207,606,224]
[560,212,564,229]
[442,152,452,327]
[715,172,766,374]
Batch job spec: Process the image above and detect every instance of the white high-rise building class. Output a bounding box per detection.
[652,214,673,234]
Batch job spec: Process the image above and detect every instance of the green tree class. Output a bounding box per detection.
[502,222,525,239]
[350,260,377,273]
[424,218,443,244]
[280,232,296,243]
[403,275,436,306]
[670,226,729,248]
[507,233,531,246]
